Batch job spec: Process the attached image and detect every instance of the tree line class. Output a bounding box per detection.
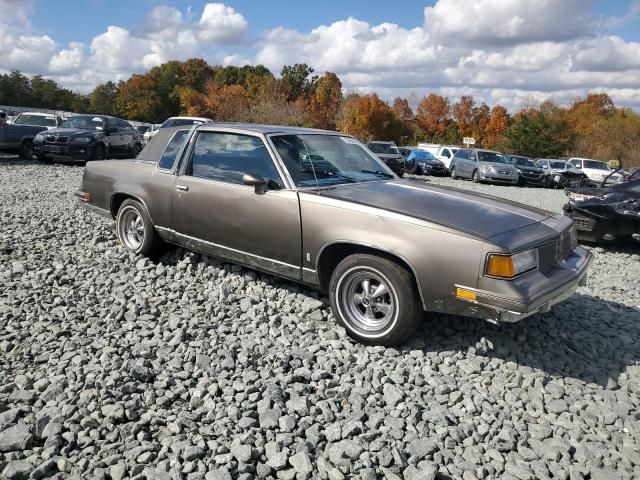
[1,60,639,166]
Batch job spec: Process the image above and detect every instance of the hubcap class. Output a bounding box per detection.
[339,268,396,333]
[121,209,144,250]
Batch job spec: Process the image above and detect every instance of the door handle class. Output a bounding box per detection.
[176,185,189,191]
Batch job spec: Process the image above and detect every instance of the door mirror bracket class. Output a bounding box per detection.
[243,173,266,194]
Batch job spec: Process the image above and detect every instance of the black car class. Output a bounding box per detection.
[564,179,640,243]
[404,149,447,176]
[33,115,143,163]
[505,155,545,186]
[366,141,405,177]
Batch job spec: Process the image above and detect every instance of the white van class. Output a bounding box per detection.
[568,158,623,184]
[417,143,459,170]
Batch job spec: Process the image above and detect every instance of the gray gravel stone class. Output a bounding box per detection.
[0,159,639,480]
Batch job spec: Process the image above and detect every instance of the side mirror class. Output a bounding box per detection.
[243,173,266,194]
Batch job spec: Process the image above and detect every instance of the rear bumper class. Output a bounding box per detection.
[451,246,592,323]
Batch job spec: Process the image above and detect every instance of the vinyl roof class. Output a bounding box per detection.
[196,122,341,135]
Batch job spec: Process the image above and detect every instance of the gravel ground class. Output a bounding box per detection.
[1,156,639,480]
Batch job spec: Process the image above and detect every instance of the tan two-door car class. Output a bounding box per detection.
[77,124,592,345]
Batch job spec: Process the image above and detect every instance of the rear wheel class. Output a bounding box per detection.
[19,140,33,160]
[472,169,480,183]
[116,199,163,257]
[329,254,422,346]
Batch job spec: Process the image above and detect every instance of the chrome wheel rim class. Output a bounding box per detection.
[338,267,396,333]
[121,208,144,250]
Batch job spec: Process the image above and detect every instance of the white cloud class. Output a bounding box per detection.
[424,0,595,46]
[49,42,85,74]
[197,3,248,43]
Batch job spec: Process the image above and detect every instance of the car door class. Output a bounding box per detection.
[468,151,479,176]
[119,120,136,155]
[170,129,302,280]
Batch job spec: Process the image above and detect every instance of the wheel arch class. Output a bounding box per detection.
[110,192,152,220]
[316,241,426,309]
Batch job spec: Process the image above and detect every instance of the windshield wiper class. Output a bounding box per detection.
[360,169,394,178]
[304,169,357,183]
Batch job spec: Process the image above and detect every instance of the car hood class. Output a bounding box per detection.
[43,128,102,137]
[515,165,544,174]
[319,180,552,239]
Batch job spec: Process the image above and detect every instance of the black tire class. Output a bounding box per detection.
[19,140,33,160]
[396,170,404,178]
[116,199,163,257]
[450,167,457,179]
[91,143,106,161]
[329,253,422,346]
[404,162,417,175]
[472,169,480,183]
[132,143,142,157]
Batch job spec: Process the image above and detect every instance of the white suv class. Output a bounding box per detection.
[568,158,623,184]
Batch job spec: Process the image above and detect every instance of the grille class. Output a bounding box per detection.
[522,172,542,179]
[556,229,573,263]
[538,242,556,273]
[44,135,70,144]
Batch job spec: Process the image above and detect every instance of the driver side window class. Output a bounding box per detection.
[187,131,282,186]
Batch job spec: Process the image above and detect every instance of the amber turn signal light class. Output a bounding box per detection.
[486,255,515,278]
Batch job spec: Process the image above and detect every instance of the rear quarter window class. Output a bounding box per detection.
[158,130,189,170]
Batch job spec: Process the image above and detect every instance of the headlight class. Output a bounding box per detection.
[486,249,539,278]
[568,225,578,248]
[34,133,44,142]
[480,164,494,173]
[72,137,93,144]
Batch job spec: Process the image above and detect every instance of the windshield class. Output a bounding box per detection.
[583,160,610,170]
[550,161,567,169]
[478,151,508,164]
[161,118,207,128]
[514,158,536,167]
[368,143,399,155]
[409,150,437,161]
[272,134,395,187]
[14,114,56,127]
[60,116,106,130]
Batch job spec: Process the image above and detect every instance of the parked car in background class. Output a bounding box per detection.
[450,149,519,185]
[77,123,592,346]
[568,158,623,185]
[398,147,413,159]
[505,155,546,186]
[564,178,640,243]
[0,111,48,158]
[620,167,640,182]
[417,144,459,171]
[404,149,447,176]
[33,115,143,163]
[143,124,161,145]
[366,141,405,176]
[536,159,589,188]
[9,112,62,130]
[145,116,213,145]
[136,125,151,135]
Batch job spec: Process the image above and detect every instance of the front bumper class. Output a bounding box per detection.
[452,246,592,323]
[479,171,519,184]
[34,143,95,161]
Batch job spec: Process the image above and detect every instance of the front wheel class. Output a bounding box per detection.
[472,169,480,183]
[132,143,142,157]
[450,167,458,179]
[329,254,422,346]
[116,199,162,257]
[19,140,33,160]
[91,143,106,161]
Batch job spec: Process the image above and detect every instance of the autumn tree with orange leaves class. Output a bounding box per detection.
[416,94,450,140]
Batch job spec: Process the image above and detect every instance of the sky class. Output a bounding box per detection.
[1,0,640,111]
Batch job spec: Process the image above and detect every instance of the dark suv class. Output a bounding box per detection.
[366,141,405,177]
[33,115,143,163]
